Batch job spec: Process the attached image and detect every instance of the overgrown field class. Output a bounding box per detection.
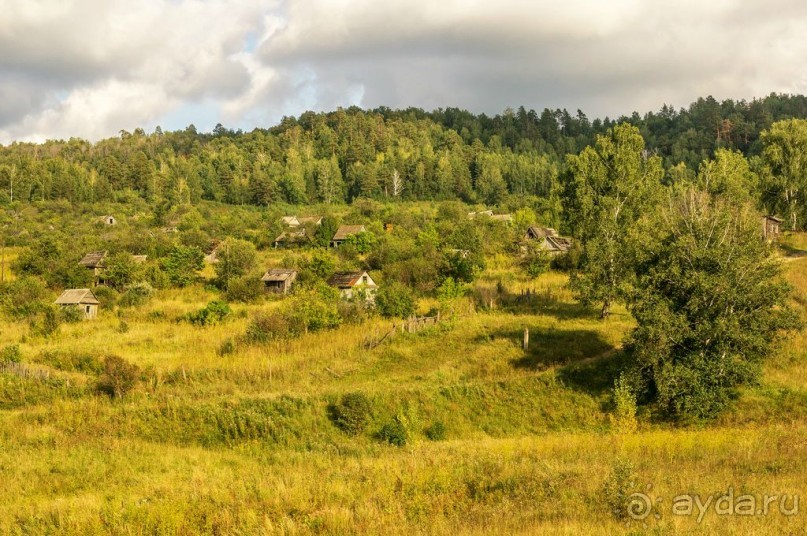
[0,231,805,534]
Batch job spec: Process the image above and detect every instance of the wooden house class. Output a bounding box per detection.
[281,216,301,227]
[327,271,377,301]
[524,227,573,254]
[762,215,782,240]
[55,288,100,319]
[261,268,298,294]
[79,251,107,283]
[99,215,116,225]
[330,225,366,247]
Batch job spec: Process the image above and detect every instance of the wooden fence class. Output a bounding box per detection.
[361,312,442,350]
[0,361,51,380]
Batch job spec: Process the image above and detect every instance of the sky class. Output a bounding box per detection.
[2,0,807,144]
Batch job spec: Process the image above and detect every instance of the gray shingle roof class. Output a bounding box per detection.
[55,289,99,305]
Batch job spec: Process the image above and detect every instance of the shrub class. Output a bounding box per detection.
[31,306,60,338]
[424,421,446,441]
[185,300,231,326]
[330,392,372,435]
[0,344,22,365]
[162,245,204,287]
[217,338,236,356]
[375,283,416,319]
[0,276,48,319]
[58,304,84,323]
[119,282,154,308]
[244,312,289,344]
[378,418,408,447]
[214,238,257,288]
[602,459,638,521]
[224,275,263,303]
[610,373,638,433]
[97,355,140,398]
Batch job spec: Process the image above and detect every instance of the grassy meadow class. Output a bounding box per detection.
[0,226,805,534]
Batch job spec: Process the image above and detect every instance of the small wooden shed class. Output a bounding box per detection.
[330,225,366,247]
[523,227,572,255]
[100,215,116,225]
[55,289,100,319]
[327,271,377,301]
[261,268,298,294]
[762,215,782,240]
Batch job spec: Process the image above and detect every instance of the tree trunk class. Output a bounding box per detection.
[601,299,611,319]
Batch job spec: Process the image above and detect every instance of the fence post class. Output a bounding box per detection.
[523,328,529,350]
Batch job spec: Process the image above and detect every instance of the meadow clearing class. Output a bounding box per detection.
[0,228,804,535]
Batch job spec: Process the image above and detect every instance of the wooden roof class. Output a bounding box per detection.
[764,215,783,223]
[525,227,557,239]
[327,271,376,288]
[274,229,307,243]
[297,216,323,225]
[332,225,366,241]
[261,268,298,282]
[55,288,99,305]
[544,236,572,252]
[281,216,300,226]
[79,251,107,268]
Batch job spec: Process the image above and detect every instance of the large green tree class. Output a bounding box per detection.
[628,188,800,420]
[565,123,664,317]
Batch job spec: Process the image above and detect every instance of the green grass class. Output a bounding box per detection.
[0,239,805,534]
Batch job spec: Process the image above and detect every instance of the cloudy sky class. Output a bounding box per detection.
[2,0,807,143]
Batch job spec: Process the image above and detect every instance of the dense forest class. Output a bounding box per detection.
[1,93,807,231]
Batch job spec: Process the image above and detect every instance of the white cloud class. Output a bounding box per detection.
[2,0,807,143]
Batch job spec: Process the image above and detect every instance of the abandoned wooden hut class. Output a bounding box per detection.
[99,215,116,225]
[55,288,100,319]
[467,210,494,219]
[281,216,301,227]
[79,251,107,282]
[762,215,783,240]
[523,227,573,255]
[330,225,366,247]
[327,271,377,301]
[261,268,298,294]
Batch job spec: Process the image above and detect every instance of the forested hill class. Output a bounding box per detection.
[1,93,807,212]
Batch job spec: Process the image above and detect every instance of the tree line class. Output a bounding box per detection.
[1,94,806,230]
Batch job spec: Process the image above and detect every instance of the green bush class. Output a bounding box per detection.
[378,418,408,446]
[119,282,154,308]
[424,421,446,441]
[375,283,416,319]
[244,312,289,344]
[0,344,22,365]
[330,392,372,435]
[185,300,231,326]
[97,355,140,399]
[224,275,263,303]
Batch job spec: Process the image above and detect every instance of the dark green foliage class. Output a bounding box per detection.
[307,249,335,279]
[32,306,60,338]
[520,242,551,278]
[185,300,231,326]
[424,421,446,441]
[97,355,140,398]
[330,392,372,435]
[217,338,236,356]
[161,245,204,287]
[628,190,802,420]
[377,418,408,446]
[58,304,84,323]
[375,283,415,318]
